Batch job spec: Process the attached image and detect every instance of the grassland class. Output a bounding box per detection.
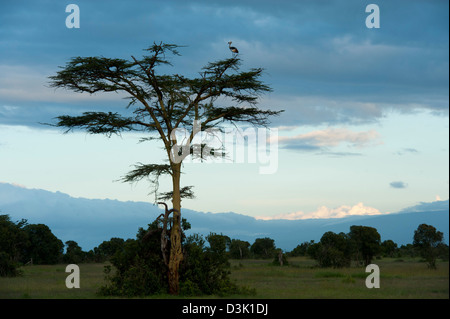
[0,257,448,299]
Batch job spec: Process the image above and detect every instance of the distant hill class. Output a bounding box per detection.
[0,182,448,251]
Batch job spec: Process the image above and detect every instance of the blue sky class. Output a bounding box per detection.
[0,0,448,219]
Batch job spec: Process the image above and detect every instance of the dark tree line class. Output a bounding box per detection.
[98,220,256,296]
[1,211,448,287]
[289,224,448,269]
[0,215,64,276]
[0,214,128,276]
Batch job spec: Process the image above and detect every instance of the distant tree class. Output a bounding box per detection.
[413,224,444,269]
[398,244,419,258]
[206,233,231,259]
[272,249,288,266]
[22,224,64,264]
[306,241,321,259]
[289,240,314,257]
[64,240,85,264]
[251,237,276,259]
[49,42,282,294]
[229,239,251,259]
[0,214,28,276]
[381,239,398,258]
[348,225,381,266]
[315,231,351,268]
[436,243,449,261]
[94,237,125,262]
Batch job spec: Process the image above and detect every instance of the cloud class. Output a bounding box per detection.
[0,1,448,129]
[277,127,382,152]
[395,148,419,156]
[390,181,408,189]
[317,151,363,157]
[256,202,386,220]
[0,64,129,104]
[0,181,27,189]
[0,64,131,127]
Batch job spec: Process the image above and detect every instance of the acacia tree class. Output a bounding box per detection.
[48,42,282,294]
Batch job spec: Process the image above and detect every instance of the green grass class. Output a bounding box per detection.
[0,263,107,299]
[0,257,448,299]
[229,257,449,299]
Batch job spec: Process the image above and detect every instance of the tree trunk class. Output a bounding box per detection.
[168,163,183,295]
[278,250,284,266]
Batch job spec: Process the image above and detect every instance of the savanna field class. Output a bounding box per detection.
[0,257,448,299]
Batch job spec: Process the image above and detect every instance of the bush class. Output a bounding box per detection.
[99,223,248,297]
[180,233,242,296]
[0,252,22,277]
[99,224,167,296]
[315,232,351,268]
[316,246,351,268]
[272,250,289,266]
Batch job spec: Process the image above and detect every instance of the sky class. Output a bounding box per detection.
[0,0,448,220]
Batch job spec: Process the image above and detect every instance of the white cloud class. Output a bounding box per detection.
[0,181,27,189]
[277,127,382,150]
[256,202,386,220]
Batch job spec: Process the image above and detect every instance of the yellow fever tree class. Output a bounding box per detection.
[49,42,282,294]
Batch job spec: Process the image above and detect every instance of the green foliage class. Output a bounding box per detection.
[119,164,175,202]
[348,225,381,266]
[398,244,419,258]
[272,250,289,266]
[315,232,352,268]
[251,237,276,259]
[93,237,125,262]
[48,42,283,295]
[297,224,447,269]
[305,226,382,268]
[47,42,283,203]
[0,215,28,270]
[99,225,167,296]
[413,223,444,269]
[229,239,251,259]
[288,240,314,257]
[0,214,66,275]
[22,224,64,264]
[54,112,139,136]
[381,239,398,257]
[0,252,22,277]
[436,243,449,261]
[63,240,86,264]
[180,232,243,296]
[99,225,246,297]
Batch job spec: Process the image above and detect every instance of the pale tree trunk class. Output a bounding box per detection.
[168,163,183,295]
[278,250,284,266]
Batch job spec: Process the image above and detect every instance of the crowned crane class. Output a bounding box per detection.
[228,41,239,56]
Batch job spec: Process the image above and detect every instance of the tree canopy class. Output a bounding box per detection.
[414,223,444,269]
[48,42,282,294]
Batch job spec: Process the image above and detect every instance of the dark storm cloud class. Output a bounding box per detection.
[0,0,448,128]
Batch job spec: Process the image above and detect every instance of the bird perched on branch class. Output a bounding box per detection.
[228,41,239,56]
